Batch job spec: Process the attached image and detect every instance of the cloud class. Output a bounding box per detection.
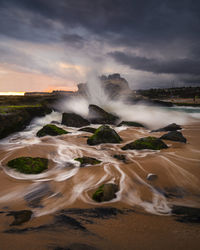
[109,51,200,75]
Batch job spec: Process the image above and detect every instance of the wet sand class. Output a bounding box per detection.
[0,118,200,250]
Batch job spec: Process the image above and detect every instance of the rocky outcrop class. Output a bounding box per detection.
[92,183,118,202]
[122,136,168,150]
[87,125,122,145]
[62,113,90,127]
[74,157,101,167]
[117,121,145,128]
[0,106,52,139]
[7,157,48,174]
[36,124,68,137]
[152,123,182,132]
[160,131,187,143]
[88,104,119,125]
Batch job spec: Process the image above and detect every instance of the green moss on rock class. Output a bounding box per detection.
[78,127,97,133]
[122,136,168,150]
[7,157,48,174]
[74,156,101,167]
[92,183,118,202]
[36,124,68,137]
[87,125,122,145]
[117,121,145,128]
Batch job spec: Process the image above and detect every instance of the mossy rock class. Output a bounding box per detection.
[74,157,101,167]
[78,127,97,133]
[7,157,48,174]
[122,136,168,150]
[7,210,33,226]
[117,121,145,128]
[92,183,118,202]
[36,124,68,137]
[151,123,182,132]
[62,112,90,127]
[87,125,122,145]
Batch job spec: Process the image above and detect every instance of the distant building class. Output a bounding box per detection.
[25,90,74,96]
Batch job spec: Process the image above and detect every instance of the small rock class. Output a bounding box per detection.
[117,121,145,128]
[62,113,90,127]
[36,124,68,137]
[88,104,119,125]
[74,157,101,167]
[92,183,118,202]
[147,173,158,181]
[122,136,168,150]
[151,123,182,132]
[87,125,122,145]
[113,154,127,162]
[160,131,187,143]
[7,157,48,174]
[78,127,97,133]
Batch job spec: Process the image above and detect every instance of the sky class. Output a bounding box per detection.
[0,0,200,92]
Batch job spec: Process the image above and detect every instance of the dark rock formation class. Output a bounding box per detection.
[7,157,48,174]
[117,121,145,128]
[92,183,118,202]
[122,136,168,150]
[87,125,122,145]
[62,113,90,127]
[7,210,33,226]
[172,205,200,223]
[74,157,101,167]
[0,106,52,139]
[152,123,182,132]
[113,154,127,163]
[78,127,97,133]
[88,104,119,125]
[36,124,68,137]
[160,131,187,143]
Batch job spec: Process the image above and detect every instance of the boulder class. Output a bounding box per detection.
[122,136,168,150]
[160,131,187,143]
[152,123,182,132]
[7,157,48,174]
[0,106,52,139]
[74,157,101,167]
[88,104,119,125]
[7,210,33,226]
[62,112,90,127]
[36,124,68,137]
[78,127,97,133]
[87,125,122,145]
[92,183,118,202]
[117,121,145,128]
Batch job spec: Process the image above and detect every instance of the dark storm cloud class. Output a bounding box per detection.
[0,0,200,86]
[109,51,200,75]
[62,34,85,48]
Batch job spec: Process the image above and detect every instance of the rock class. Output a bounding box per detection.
[117,121,145,128]
[113,154,127,162]
[74,157,101,167]
[0,106,52,139]
[7,157,48,174]
[92,183,118,202]
[62,113,90,127]
[78,127,97,133]
[147,173,158,181]
[7,210,33,226]
[152,123,182,132]
[87,125,122,145]
[160,131,187,143]
[122,136,168,150]
[36,124,68,137]
[88,104,119,125]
